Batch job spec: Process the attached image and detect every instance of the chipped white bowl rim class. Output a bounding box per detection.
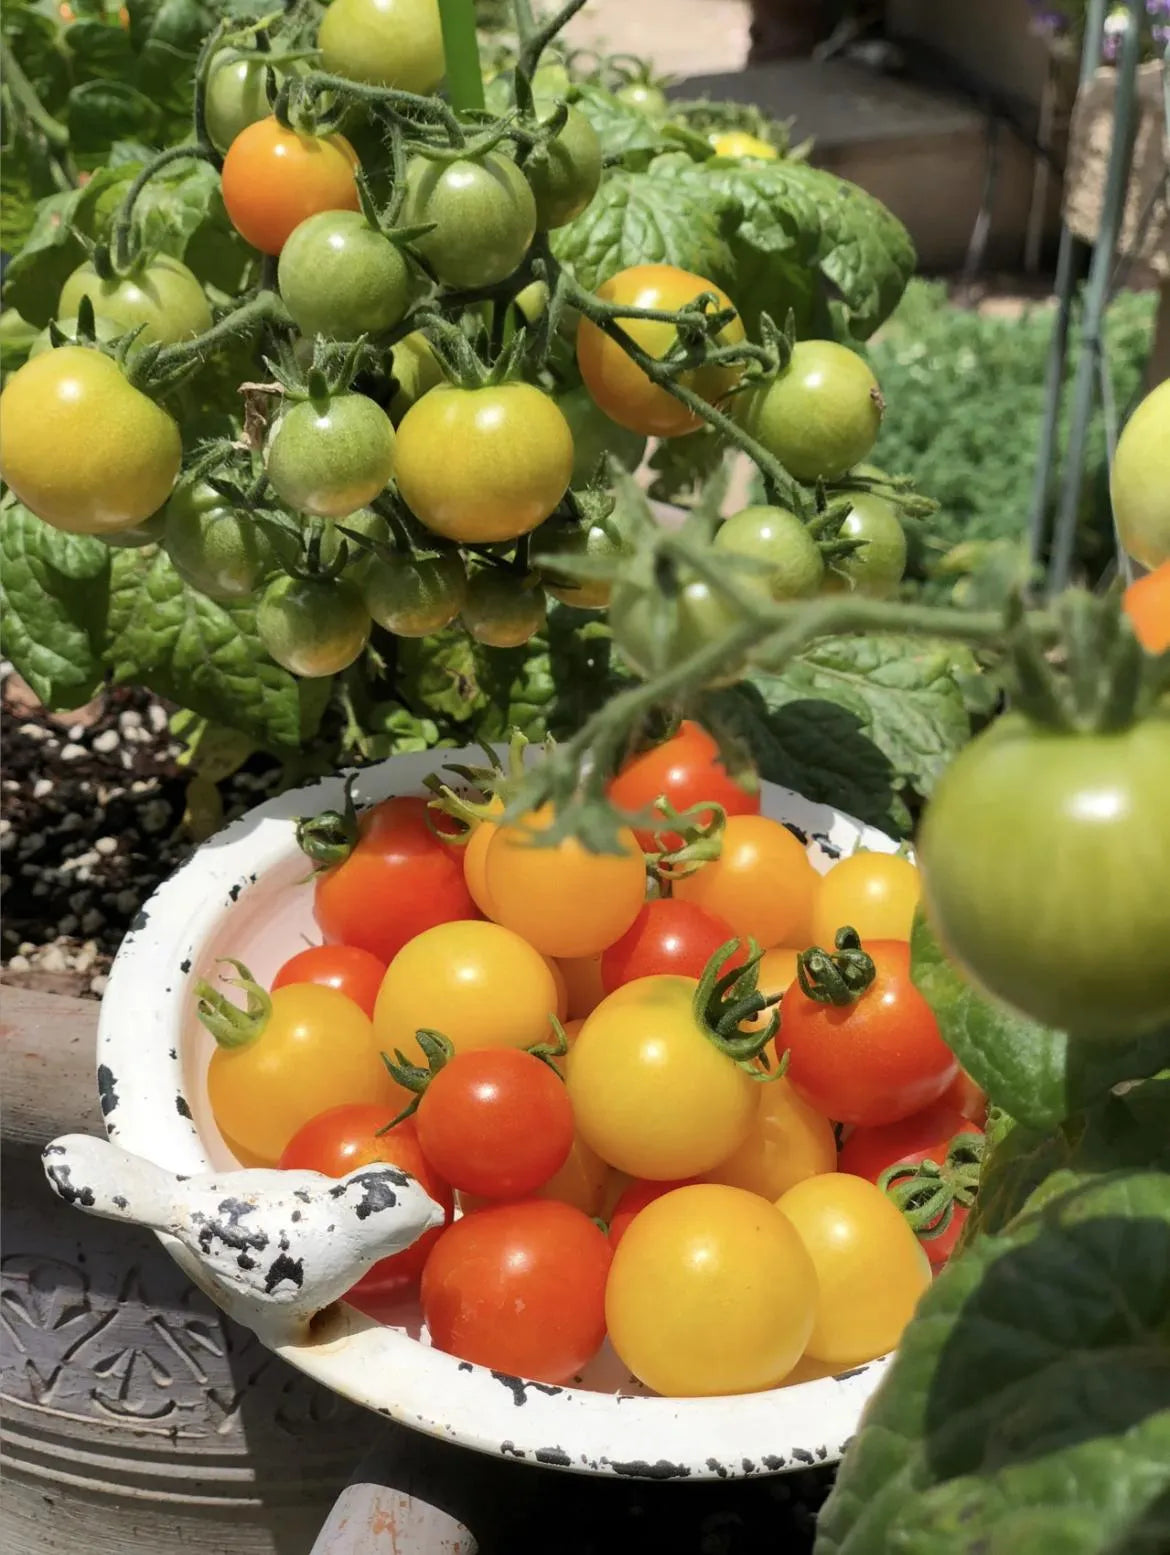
[97,748,898,1480]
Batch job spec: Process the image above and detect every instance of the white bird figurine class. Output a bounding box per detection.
[42,1133,445,1345]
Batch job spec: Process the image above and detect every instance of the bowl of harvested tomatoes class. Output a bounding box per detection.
[96,723,984,1480]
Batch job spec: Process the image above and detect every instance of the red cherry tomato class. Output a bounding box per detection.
[781,940,957,1126]
[938,1067,988,1127]
[415,1049,574,1200]
[313,795,479,963]
[271,943,387,1018]
[600,898,744,993]
[421,1199,611,1383]
[607,720,759,852]
[838,1102,984,1269]
[279,1105,453,1309]
[608,1176,699,1249]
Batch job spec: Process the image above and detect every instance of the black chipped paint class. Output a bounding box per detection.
[705,1458,728,1479]
[97,1065,119,1118]
[179,958,192,975]
[784,822,809,846]
[458,1362,473,1374]
[227,882,244,903]
[44,1160,95,1208]
[815,1445,828,1460]
[490,1372,564,1407]
[264,1253,304,1293]
[291,1210,302,1222]
[128,905,151,934]
[833,1365,868,1381]
[791,1448,815,1464]
[351,1168,410,1219]
[741,1459,757,1474]
[811,830,841,860]
[328,1183,348,1199]
[113,1195,128,1210]
[168,1048,178,1061]
[500,1441,526,1459]
[175,1094,193,1120]
[195,1197,269,1257]
[761,1454,786,1472]
[238,1252,257,1271]
[294,1190,311,1204]
[535,1447,571,1468]
[608,1460,692,1481]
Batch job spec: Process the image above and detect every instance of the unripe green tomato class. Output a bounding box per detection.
[257,574,371,677]
[525,103,603,229]
[823,493,906,598]
[59,256,213,346]
[461,570,547,648]
[388,331,446,421]
[318,0,445,93]
[608,569,772,688]
[278,211,412,340]
[1111,378,1170,570]
[164,482,284,601]
[205,54,275,155]
[402,152,537,290]
[363,549,467,636]
[537,515,626,609]
[713,505,824,600]
[734,341,883,484]
[266,393,396,518]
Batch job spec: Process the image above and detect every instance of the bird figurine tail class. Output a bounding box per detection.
[42,1133,180,1231]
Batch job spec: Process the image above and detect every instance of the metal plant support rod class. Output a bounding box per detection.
[1047,0,1145,594]
[1026,0,1108,575]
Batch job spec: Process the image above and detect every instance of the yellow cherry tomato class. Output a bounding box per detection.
[482,804,647,958]
[709,130,778,160]
[208,983,403,1166]
[567,975,759,1178]
[557,953,606,1019]
[605,1184,817,1396]
[373,920,560,1061]
[776,1173,931,1366]
[674,815,818,950]
[460,796,505,916]
[704,1078,835,1199]
[740,945,801,1035]
[534,1131,610,1216]
[812,850,921,945]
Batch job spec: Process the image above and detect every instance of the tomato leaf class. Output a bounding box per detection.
[707,634,978,836]
[816,1165,1170,1555]
[910,913,1170,1130]
[572,84,678,168]
[2,163,136,327]
[104,547,311,750]
[552,155,737,294]
[0,504,110,710]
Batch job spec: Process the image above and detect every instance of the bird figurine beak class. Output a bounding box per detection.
[42,1132,446,1347]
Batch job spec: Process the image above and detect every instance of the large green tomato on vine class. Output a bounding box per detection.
[525,104,603,230]
[402,153,537,289]
[734,340,883,483]
[205,54,275,155]
[318,0,445,93]
[58,256,213,346]
[278,212,412,340]
[363,549,467,637]
[713,505,824,600]
[267,393,396,518]
[164,483,286,601]
[257,575,371,677]
[919,711,1170,1037]
[824,492,907,597]
[0,348,181,535]
[1111,379,1170,570]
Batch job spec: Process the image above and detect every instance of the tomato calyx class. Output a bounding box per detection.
[379,1027,454,1128]
[795,927,876,1006]
[878,1130,985,1246]
[423,728,551,841]
[194,957,272,1050]
[296,772,360,869]
[693,939,784,1071]
[650,800,727,877]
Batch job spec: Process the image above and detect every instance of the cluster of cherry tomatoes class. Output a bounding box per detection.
[198,721,984,1398]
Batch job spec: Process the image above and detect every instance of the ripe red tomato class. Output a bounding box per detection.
[781,941,957,1126]
[608,1176,698,1249]
[279,1105,453,1310]
[312,795,479,963]
[600,898,744,993]
[421,1200,611,1383]
[221,117,359,254]
[607,721,759,852]
[271,943,386,1019]
[839,1103,984,1268]
[938,1067,988,1127]
[415,1049,574,1199]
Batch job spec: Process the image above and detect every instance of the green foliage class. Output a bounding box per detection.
[864,280,1157,590]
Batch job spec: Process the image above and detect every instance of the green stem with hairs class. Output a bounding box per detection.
[112,145,220,273]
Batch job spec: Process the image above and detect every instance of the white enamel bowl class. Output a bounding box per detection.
[96,749,898,1481]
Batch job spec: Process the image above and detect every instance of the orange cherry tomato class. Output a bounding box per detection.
[556,954,606,1019]
[1123,561,1170,653]
[607,719,759,853]
[812,850,920,946]
[673,815,818,950]
[703,1078,836,1200]
[221,117,359,255]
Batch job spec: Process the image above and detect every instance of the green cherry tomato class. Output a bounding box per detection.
[320,506,390,581]
[267,393,396,517]
[1111,379,1170,570]
[58,256,213,346]
[616,81,668,119]
[164,482,284,601]
[257,574,371,677]
[278,212,412,340]
[394,383,573,545]
[609,568,772,687]
[363,548,467,636]
[555,384,646,485]
[402,152,537,289]
[824,492,907,597]
[537,516,627,609]
[205,54,275,155]
[461,570,547,648]
[318,0,445,93]
[734,340,883,483]
[30,313,123,358]
[388,330,446,421]
[525,103,603,230]
[713,505,824,600]
[0,347,181,536]
[919,712,1170,1038]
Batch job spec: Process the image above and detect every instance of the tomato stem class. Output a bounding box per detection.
[437,0,485,116]
[694,939,781,1068]
[795,928,875,1006]
[110,145,220,275]
[129,290,291,394]
[378,1029,456,1129]
[194,958,272,1050]
[295,772,361,868]
[299,70,466,146]
[879,1130,985,1239]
